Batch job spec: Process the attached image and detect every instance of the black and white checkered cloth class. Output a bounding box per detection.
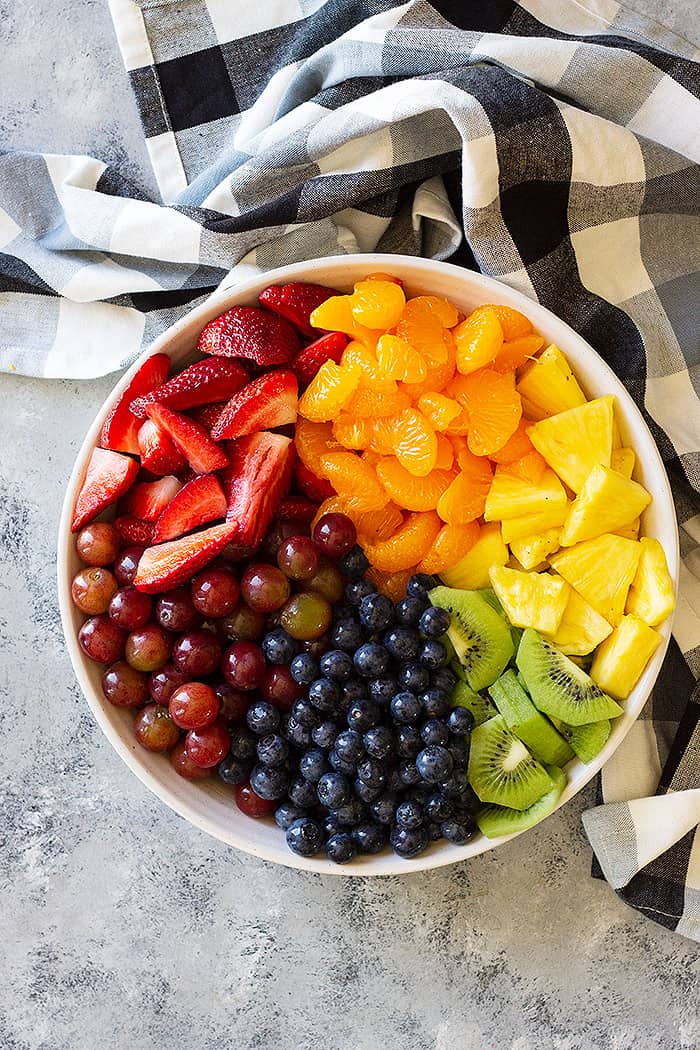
[2,0,699,934]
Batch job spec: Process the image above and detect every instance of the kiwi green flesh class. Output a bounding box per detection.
[452,679,498,726]
[488,670,574,767]
[468,714,554,810]
[516,628,623,726]
[477,765,567,838]
[550,716,611,763]
[429,587,514,693]
[477,588,505,615]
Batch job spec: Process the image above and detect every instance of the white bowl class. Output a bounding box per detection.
[57,254,679,874]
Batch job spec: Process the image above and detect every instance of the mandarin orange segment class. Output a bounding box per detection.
[492,334,545,373]
[362,511,442,572]
[332,413,373,450]
[488,419,534,464]
[351,280,406,330]
[436,455,493,524]
[414,295,459,328]
[417,392,461,431]
[478,303,533,341]
[369,415,398,455]
[354,502,405,544]
[393,408,438,478]
[347,384,410,419]
[454,307,503,375]
[396,298,451,365]
[401,337,456,400]
[363,272,403,285]
[454,368,522,456]
[309,296,378,347]
[500,449,548,485]
[365,566,414,602]
[298,360,360,422]
[361,448,382,468]
[295,418,341,474]
[376,334,427,383]
[376,457,455,511]
[434,432,454,470]
[311,495,348,532]
[320,451,388,511]
[341,341,386,389]
[417,521,480,575]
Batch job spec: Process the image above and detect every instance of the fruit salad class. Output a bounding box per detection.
[68,271,675,862]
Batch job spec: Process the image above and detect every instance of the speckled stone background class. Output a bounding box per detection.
[2,3,699,1048]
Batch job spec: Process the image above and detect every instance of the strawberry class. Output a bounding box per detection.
[211,371,298,441]
[122,475,182,521]
[137,419,188,476]
[134,522,240,594]
[258,282,338,336]
[295,460,335,502]
[197,306,299,366]
[291,332,347,386]
[145,403,229,474]
[188,401,228,433]
[130,357,248,419]
[223,432,295,547]
[100,353,170,454]
[276,498,318,523]
[71,448,139,532]
[114,515,155,547]
[152,474,227,544]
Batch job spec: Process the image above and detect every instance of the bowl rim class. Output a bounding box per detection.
[57,253,679,875]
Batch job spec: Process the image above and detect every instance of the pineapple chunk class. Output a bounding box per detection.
[610,446,635,479]
[549,533,641,624]
[590,614,662,699]
[625,537,676,626]
[501,504,569,543]
[560,465,651,547]
[614,517,640,540]
[611,414,622,450]
[440,523,508,589]
[489,565,570,635]
[548,576,613,655]
[484,467,567,521]
[516,345,587,420]
[509,528,562,571]
[527,396,614,493]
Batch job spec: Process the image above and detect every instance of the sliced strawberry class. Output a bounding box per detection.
[130,357,248,419]
[114,514,155,547]
[152,474,227,544]
[137,419,188,476]
[291,332,347,386]
[212,371,298,441]
[197,306,299,366]
[71,448,139,532]
[295,460,335,502]
[258,282,338,336]
[145,403,229,474]
[100,354,170,454]
[122,475,182,521]
[134,522,240,594]
[223,432,295,548]
[277,498,318,523]
[188,401,228,433]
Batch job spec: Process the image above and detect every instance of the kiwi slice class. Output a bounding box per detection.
[467,714,554,810]
[477,765,567,839]
[549,716,611,763]
[452,679,498,726]
[477,588,505,615]
[488,670,574,766]
[429,587,514,692]
[516,629,623,726]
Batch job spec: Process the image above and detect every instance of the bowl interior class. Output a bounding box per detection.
[57,254,679,875]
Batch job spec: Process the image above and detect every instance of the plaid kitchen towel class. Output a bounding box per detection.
[2,0,700,934]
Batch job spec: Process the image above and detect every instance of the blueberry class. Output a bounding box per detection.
[398,663,429,693]
[395,596,426,626]
[394,724,421,758]
[290,652,318,685]
[424,791,454,823]
[431,666,457,695]
[384,627,421,663]
[427,821,443,841]
[352,822,386,854]
[356,756,387,790]
[311,719,338,749]
[328,749,357,775]
[419,639,447,670]
[399,760,422,787]
[440,769,471,798]
[288,775,319,809]
[326,831,357,864]
[256,734,289,767]
[441,817,476,845]
[290,697,321,728]
[330,619,364,653]
[448,744,468,770]
[345,579,375,606]
[416,745,454,783]
[359,593,395,632]
[283,714,313,749]
[406,573,439,601]
[331,798,367,827]
[217,755,250,784]
[308,677,341,712]
[363,725,394,761]
[338,545,370,579]
[342,678,368,705]
[323,812,341,837]
[249,763,289,800]
[370,792,397,826]
[419,606,450,638]
[419,688,450,719]
[228,726,257,760]
[274,801,305,830]
[390,824,429,858]
[286,817,324,856]
[408,782,432,804]
[346,698,381,732]
[246,701,280,736]
[332,602,355,622]
[390,691,421,724]
[354,777,383,802]
[420,719,450,747]
[386,767,404,793]
[367,676,398,706]
[448,706,475,736]
[262,628,298,664]
[299,748,330,783]
[353,643,390,678]
[319,649,354,681]
[396,799,424,829]
[334,728,365,764]
[317,771,351,809]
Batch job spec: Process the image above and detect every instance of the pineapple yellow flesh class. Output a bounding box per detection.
[549,533,641,625]
[527,395,614,493]
[610,446,635,479]
[509,528,562,571]
[516,345,587,420]
[611,414,622,450]
[489,565,570,635]
[501,504,569,543]
[625,537,676,626]
[614,517,640,541]
[484,467,567,522]
[590,614,663,699]
[547,576,613,655]
[440,523,508,589]
[560,465,652,547]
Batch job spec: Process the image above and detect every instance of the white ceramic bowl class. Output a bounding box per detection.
[57,254,679,874]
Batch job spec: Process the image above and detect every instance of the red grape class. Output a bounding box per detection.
[213,680,250,724]
[260,519,298,561]
[240,563,291,613]
[234,781,276,817]
[191,564,240,618]
[148,663,190,705]
[222,641,266,690]
[280,593,332,641]
[114,546,144,586]
[260,666,304,710]
[172,629,222,677]
[134,704,181,751]
[313,513,357,557]
[277,535,320,581]
[101,661,149,707]
[217,604,266,642]
[185,721,231,767]
[155,587,202,633]
[71,567,118,615]
[169,681,219,730]
[125,624,172,672]
[301,559,344,603]
[171,740,211,780]
[76,521,121,566]
[78,616,126,664]
[108,586,152,630]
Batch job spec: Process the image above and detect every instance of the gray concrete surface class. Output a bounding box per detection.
[1,3,699,1049]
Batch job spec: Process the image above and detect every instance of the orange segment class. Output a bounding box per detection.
[396,298,451,365]
[500,449,548,485]
[376,335,427,383]
[493,334,545,373]
[347,384,410,419]
[436,451,493,524]
[369,415,398,455]
[363,511,442,572]
[309,296,378,347]
[341,341,386,389]
[454,307,503,375]
[363,272,403,285]
[418,521,480,575]
[454,368,522,456]
[320,451,388,512]
[376,457,455,511]
[417,392,461,431]
[298,360,360,422]
[415,295,460,328]
[332,413,373,450]
[295,418,341,475]
[354,502,404,544]
[434,432,454,470]
[488,419,534,464]
[361,449,382,468]
[393,408,438,477]
[351,280,406,330]
[365,566,414,602]
[401,337,456,399]
[476,304,533,341]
